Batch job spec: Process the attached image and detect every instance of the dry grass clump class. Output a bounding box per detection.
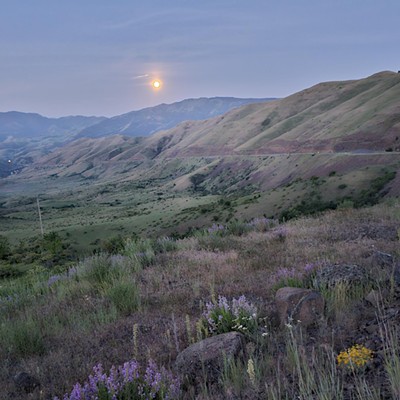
[0,200,399,398]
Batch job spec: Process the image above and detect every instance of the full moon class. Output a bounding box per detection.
[152,80,162,89]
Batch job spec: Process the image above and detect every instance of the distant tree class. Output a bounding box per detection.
[190,173,207,191]
[42,231,63,257]
[101,234,125,254]
[0,235,11,259]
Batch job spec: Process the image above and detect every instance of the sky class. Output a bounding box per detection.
[1,0,399,117]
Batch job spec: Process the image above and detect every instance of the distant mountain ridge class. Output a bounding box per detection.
[0,111,106,140]
[0,97,274,177]
[13,71,398,188]
[0,112,107,177]
[76,97,275,138]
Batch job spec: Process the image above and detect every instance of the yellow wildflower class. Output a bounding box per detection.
[337,344,373,371]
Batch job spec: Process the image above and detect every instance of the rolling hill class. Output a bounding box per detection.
[0,98,274,178]
[1,71,399,244]
[20,71,400,178]
[142,71,400,157]
[76,97,275,138]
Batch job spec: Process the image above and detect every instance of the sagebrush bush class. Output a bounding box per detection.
[124,238,156,268]
[106,278,140,315]
[0,317,45,357]
[80,253,116,287]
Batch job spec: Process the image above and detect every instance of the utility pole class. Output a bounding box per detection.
[37,196,44,237]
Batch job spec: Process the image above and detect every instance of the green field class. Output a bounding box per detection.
[1,153,398,259]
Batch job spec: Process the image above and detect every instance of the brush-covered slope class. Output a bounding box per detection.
[29,135,146,179]
[8,72,400,187]
[143,71,400,157]
[77,97,274,138]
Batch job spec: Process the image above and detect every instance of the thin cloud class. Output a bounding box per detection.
[131,74,150,80]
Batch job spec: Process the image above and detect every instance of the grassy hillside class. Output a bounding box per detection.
[0,201,399,398]
[6,71,400,182]
[0,72,399,270]
[144,71,400,157]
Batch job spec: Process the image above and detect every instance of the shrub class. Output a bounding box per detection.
[0,235,11,259]
[55,359,181,400]
[0,317,45,357]
[107,279,140,315]
[124,238,155,268]
[246,217,277,232]
[0,263,25,279]
[226,220,251,236]
[272,268,305,290]
[80,254,116,287]
[202,295,258,336]
[207,223,226,236]
[153,237,177,253]
[100,234,125,254]
[337,344,373,371]
[271,263,318,291]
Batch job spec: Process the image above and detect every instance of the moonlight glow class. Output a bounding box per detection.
[152,80,162,89]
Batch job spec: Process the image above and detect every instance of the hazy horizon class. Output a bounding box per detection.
[1,0,399,117]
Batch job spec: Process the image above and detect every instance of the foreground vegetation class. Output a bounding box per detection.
[0,199,399,398]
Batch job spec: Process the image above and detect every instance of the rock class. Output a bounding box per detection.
[365,289,381,308]
[13,372,40,393]
[316,263,369,288]
[371,251,394,268]
[175,332,246,388]
[275,287,325,327]
[368,251,400,285]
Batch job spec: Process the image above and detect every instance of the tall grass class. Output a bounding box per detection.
[106,277,140,315]
[124,238,156,269]
[0,316,45,357]
[381,322,400,398]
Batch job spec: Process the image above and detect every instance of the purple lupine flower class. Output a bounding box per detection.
[304,263,317,274]
[217,295,230,312]
[55,359,180,400]
[67,266,78,277]
[247,217,276,232]
[69,383,83,400]
[272,226,288,241]
[121,360,139,383]
[106,365,120,394]
[48,274,63,287]
[232,295,257,318]
[207,223,225,234]
[275,267,302,280]
[203,301,218,332]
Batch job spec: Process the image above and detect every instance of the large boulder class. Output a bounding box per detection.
[275,287,325,327]
[175,332,246,388]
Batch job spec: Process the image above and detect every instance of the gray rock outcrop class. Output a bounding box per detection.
[175,332,246,388]
[275,287,325,327]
